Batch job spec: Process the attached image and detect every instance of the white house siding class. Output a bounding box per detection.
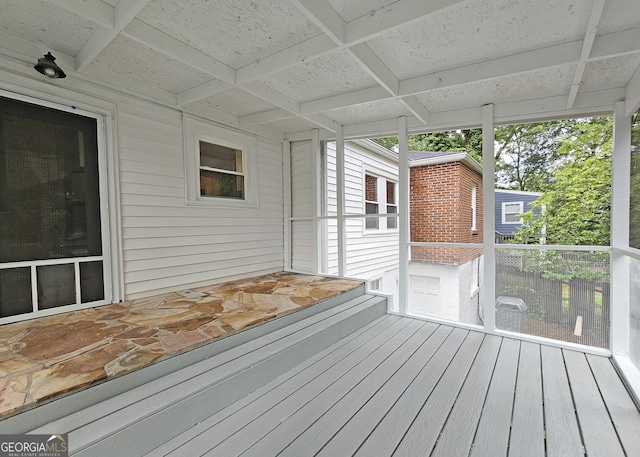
[118,102,284,299]
[290,140,314,272]
[325,141,399,297]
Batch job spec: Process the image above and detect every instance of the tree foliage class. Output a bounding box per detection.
[372,129,483,162]
[513,116,613,246]
[494,122,566,192]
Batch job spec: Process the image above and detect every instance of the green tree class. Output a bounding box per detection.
[372,129,483,162]
[513,116,613,246]
[494,122,567,192]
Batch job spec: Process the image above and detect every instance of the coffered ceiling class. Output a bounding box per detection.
[0,0,639,139]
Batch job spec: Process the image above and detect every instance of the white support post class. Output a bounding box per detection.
[311,129,322,274]
[398,116,410,314]
[336,129,347,277]
[283,139,292,271]
[481,104,496,332]
[611,101,631,355]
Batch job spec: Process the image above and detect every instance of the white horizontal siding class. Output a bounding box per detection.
[117,101,284,298]
[325,141,399,281]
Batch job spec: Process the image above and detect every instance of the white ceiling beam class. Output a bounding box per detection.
[401,40,587,97]
[567,0,606,109]
[123,19,236,84]
[178,79,232,106]
[304,113,342,132]
[48,0,114,29]
[75,0,151,72]
[239,108,296,126]
[590,27,640,60]
[347,43,399,96]
[625,64,640,117]
[301,86,392,115]
[289,0,346,45]
[346,0,465,45]
[400,96,430,124]
[239,81,301,115]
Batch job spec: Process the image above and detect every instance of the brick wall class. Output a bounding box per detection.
[410,160,483,265]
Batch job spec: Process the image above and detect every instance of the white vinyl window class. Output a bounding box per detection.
[364,173,398,232]
[184,116,258,207]
[502,201,524,224]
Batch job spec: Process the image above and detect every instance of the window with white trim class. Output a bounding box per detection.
[502,201,524,224]
[364,173,398,232]
[184,116,258,207]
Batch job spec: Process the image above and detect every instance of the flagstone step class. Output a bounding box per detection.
[23,291,386,456]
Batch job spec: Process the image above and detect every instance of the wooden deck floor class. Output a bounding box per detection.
[151,314,640,457]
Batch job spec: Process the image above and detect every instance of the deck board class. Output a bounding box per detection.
[564,350,625,457]
[468,337,520,457]
[430,334,503,457]
[587,354,640,456]
[508,341,545,457]
[151,316,636,457]
[541,345,584,457]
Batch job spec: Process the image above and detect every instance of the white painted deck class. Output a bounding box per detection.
[151,314,640,457]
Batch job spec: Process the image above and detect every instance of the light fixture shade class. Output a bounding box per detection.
[34,52,66,79]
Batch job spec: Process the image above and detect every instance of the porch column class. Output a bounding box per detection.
[283,139,292,271]
[481,104,496,332]
[398,116,409,314]
[611,101,631,355]
[336,128,347,277]
[312,129,322,274]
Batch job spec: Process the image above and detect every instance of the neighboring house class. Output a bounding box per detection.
[408,151,484,324]
[305,146,484,324]
[495,189,543,243]
[291,139,400,303]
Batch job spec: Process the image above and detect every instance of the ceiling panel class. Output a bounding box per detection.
[199,88,276,117]
[138,0,322,69]
[0,0,98,56]
[598,0,640,34]
[367,0,593,80]
[416,65,577,113]
[581,54,640,92]
[92,35,213,94]
[258,50,380,102]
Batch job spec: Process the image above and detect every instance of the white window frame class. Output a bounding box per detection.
[471,184,477,231]
[363,171,398,234]
[502,201,524,224]
[184,115,259,208]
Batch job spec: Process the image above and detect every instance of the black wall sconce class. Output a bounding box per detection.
[34,52,66,79]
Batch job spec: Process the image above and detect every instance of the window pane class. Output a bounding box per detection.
[386,180,395,203]
[365,174,377,202]
[0,96,102,262]
[200,141,242,172]
[200,170,244,199]
[631,110,640,248]
[0,268,32,317]
[387,204,397,229]
[37,263,75,309]
[365,202,379,229]
[80,261,104,303]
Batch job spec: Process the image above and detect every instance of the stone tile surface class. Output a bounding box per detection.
[0,272,361,419]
